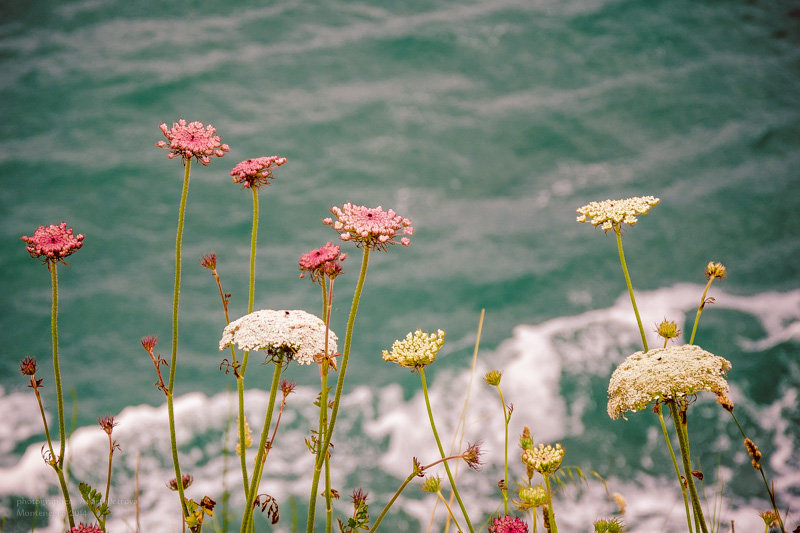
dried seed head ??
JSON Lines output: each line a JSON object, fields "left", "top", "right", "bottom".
{"left": 705, "top": 261, "right": 727, "bottom": 280}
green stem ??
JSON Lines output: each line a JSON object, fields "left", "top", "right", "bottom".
{"left": 656, "top": 404, "right": 693, "bottom": 533}
{"left": 495, "top": 386, "right": 509, "bottom": 516}
{"left": 668, "top": 401, "right": 708, "bottom": 533}
{"left": 240, "top": 188, "right": 260, "bottom": 378}
{"left": 615, "top": 227, "right": 648, "bottom": 352}
{"left": 368, "top": 470, "right": 418, "bottom": 532}
{"left": 103, "top": 433, "right": 114, "bottom": 519}
{"left": 49, "top": 261, "right": 75, "bottom": 528}
{"left": 689, "top": 278, "right": 714, "bottom": 345}
{"left": 240, "top": 360, "right": 284, "bottom": 532}
{"left": 542, "top": 474, "right": 558, "bottom": 533}
{"left": 167, "top": 159, "right": 192, "bottom": 518}
{"left": 420, "top": 368, "right": 474, "bottom": 533}
{"left": 307, "top": 247, "right": 371, "bottom": 532}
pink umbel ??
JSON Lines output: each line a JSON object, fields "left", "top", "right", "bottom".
{"left": 21, "top": 222, "right": 84, "bottom": 262}
{"left": 155, "top": 119, "right": 229, "bottom": 165}
{"left": 68, "top": 525, "right": 104, "bottom": 533}
{"left": 488, "top": 515, "right": 529, "bottom": 533}
{"left": 230, "top": 156, "right": 287, "bottom": 189}
{"left": 298, "top": 241, "right": 346, "bottom": 282}
{"left": 322, "top": 203, "right": 413, "bottom": 250}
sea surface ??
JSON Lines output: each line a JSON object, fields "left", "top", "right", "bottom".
{"left": 1, "top": 0, "right": 799, "bottom": 531}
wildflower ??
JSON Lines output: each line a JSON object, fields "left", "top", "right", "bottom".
{"left": 280, "top": 379, "right": 297, "bottom": 397}
{"left": 219, "top": 309, "right": 338, "bottom": 366}
{"left": 351, "top": 488, "right": 368, "bottom": 507}
{"left": 594, "top": 517, "right": 624, "bottom": 533}
{"left": 521, "top": 443, "right": 565, "bottom": 475}
{"left": 155, "top": 119, "right": 229, "bottom": 165}
{"left": 323, "top": 203, "right": 413, "bottom": 250}
{"left": 200, "top": 253, "right": 217, "bottom": 270}
{"left": 298, "top": 242, "right": 347, "bottom": 283}
{"left": 382, "top": 329, "right": 445, "bottom": 369}
{"left": 705, "top": 261, "right": 727, "bottom": 280}
{"left": 19, "top": 356, "right": 38, "bottom": 376}
{"left": 576, "top": 196, "right": 660, "bottom": 231}
{"left": 167, "top": 474, "right": 194, "bottom": 491}
{"left": 716, "top": 393, "right": 734, "bottom": 412}
{"left": 484, "top": 369, "right": 502, "bottom": 386}
{"left": 230, "top": 156, "right": 287, "bottom": 189}
{"left": 760, "top": 510, "right": 780, "bottom": 528}
{"left": 655, "top": 319, "right": 681, "bottom": 342}
{"left": 21, "top": 222, "right": 84, "bottom": 263}
{"left": 421, "top": 475, "right": 441, "bottom": 493}
{"left": 200, "top": 495, "right": 216, "bottom": 513}
{"left": 488, "top": 514, "right": 529, "bottom": 533}
{"left": 607, "top": 344, "right": 732, "bottom": 419}
{"left": 516, "top": 485, "right": 548, "bottom": 510}
{"left": 519, "top": 426, "right": 533, "bottom": 450}
{"left": 97, "top": 415, "right": 117, "bottom": 435}
{"left": 141, "top": 335, "right": 158, "bottom": 351}
{"left": 745, "top": 438, "right": 762, "bottom": 470}
{"left": 462, "top": 441, "right": 483, "bottom": 471}
{"left": 68, "top": 525, "right": 104, "bottom": 533}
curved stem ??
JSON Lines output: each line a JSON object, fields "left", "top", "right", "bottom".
{"left": 543, "top": 474, "right": 558, "bottom": 533}
{"left": 668, "top": 401, "right": 708, "bottom": 533}
{"left": 689, "top": 278, "right": 714, "bottom": 345}
{"left": 656, "top": 404, "right": 693, "bottom": 533}
{"left": 240, "top": 360, "right": 284, "bottom": 531}
{"left": 420, "top": 368, "right": 474, "bottom": 532}
{"left": 368, "top": 471, "right": 418, "bottom": 532}
{"left": 615, "top": 227, "right": 648, "bottom": 352}
{"left": 307, "top": 247, "right": 371, "bottom": 531}
{"left": 167, "top": 159, "right": 192, "bottom": 518}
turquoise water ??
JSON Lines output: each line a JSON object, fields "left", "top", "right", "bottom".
{"left": 1, "top": 0, "right": 799, "bottom": 531}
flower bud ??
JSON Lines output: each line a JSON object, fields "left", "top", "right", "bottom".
{"left": 484, "top": 369, "right": 502, "bottom": 386}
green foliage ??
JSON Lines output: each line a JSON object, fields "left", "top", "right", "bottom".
{"left": 78, "top": 482, "right": 109, "bottom": 526}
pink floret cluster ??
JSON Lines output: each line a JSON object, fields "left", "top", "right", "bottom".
{"left": 322, "top": 203, "right": 413, "bottom": 251}
{"left": 230, "top": 155, "right": 287, "bottom": 189}
{"left": 21, "top": 222, "right": 84, "bottom": 262}
{"left": 68, "top": 524, "right": 104, "bottom": 533}
{"left": 155, "top": 119, "right": 229, "bottom": 165}
{"left": 488, "top": 515, "right": 528, "bottom": 533}
{"left": 299, "top": 241, "right": 346, "bottom": 282}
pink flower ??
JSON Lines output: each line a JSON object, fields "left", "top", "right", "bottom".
{"left": 230, "top": 156, "right": 287, "bottom": 189}
{"left": 155, "top": 119, "right": 229, "bottom": 165}
{"left": 322, "top": 203, "right": 413, "bottom": 251}
{"left": 68, "top": 524, "right": 104, "bottom": 533}
{"left": 21, "top": 222, "right": 84, "bottom": 263}
{"left": 488, "top": 515, "right": 528, "bottom": 533}
{"left": 298, "top": 242, "right": 346, "bottom": 282}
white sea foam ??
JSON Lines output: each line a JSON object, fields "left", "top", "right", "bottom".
{"left": 1, "top": 284, "right": 797, "bottom": 531}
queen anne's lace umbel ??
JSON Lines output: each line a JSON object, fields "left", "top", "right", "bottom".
{"left": 323, "top": 203, "right": 413, "bottom": 250}
{"left": 576, "top": 196, "right": 660, "bottom": 231}
{"left": 21, "top": 222, "right": 84, "bottom": 262}
{"left": 230, "top": 156, "right": 287, "bottom": 189}
{"left": 382, "top": 329, "right": 445, "bottom": 368}
{"left": 521, "top": 443, "right": 565, "bottom": 475}
{"left": 607, "top": 344, "right": 731, "bottom": 419}
{"left": 219, "top": 309, "right": 337, "bottom": 366}
{"left": 155, "top": 119, "right": 229, "bottom": 165}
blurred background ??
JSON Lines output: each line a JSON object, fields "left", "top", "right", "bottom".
{"left": 1, "top": 0, "right": 798, "bottom": 531}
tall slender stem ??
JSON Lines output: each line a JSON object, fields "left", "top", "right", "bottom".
{"left": 307, "top": 247, "right": 371, "bottom": 532}
{"left": 615, "top": 227, "right": 648, "bottom": 352}
{"left": 656, "top": 404, "right": 693, "bottom": 533}
{"left": 167, "top": 159, "right": 192, "bottom": 518}
{"left": 240, "top": 187, "right": 260, "bottom": 377}
{"left": 494, "top": 385, "right": 510, "bottom": 515}
{"left": 689, "top": 278, "right": 714, "bottom": 345}
{"left": 240, "top": 360, "right": 284, "bottom": 531}
{"left": 668, "top": 401, "right": 708, "bottom": 533}
{"left": 49, "top": 262, "right": 75, "bottom": 527}
{"left": 368, "top": 470, "right": 418, "bottom": 532}
{"left": 420, "top": 368, "right": 474, "bottom": 533}
{"left": 542, "top": 474, "right": 558, "bottom": 533}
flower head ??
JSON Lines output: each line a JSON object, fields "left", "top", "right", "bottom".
{"left": 167, "top": 474, "right": 194, "bottom": 491}
{"left": 21, "top": 222, "right": 84, "bottom": 263}
{"left": 298, "top": 242, "right": 347, "bottom": 283}
{"left": 98, "top": 415, "right": 117, "bottom": 435}
{"left": 521, "top": 443, "right": 565, "bottom": 475}
{"left": 705, "top": 261, "right": 727, "bottom": 280}
{"left": 594, "top": 517, "right": 624, "bottom": 533}
{"left": 200, "top": 253, "right": 217, "bottom": 270}
{"left": 230, "top": 156, "right": 287, "bottom": 189}
{"left": 488, "top": 515, "right": 529, "bottom": 533}
{"left": 323, "top": 203, "right": 413, "bottom": 250}
{"left": 421, "top": 475, "right": 441, "bottom": 493}
{"left": 155, "top": 119, "right": 229, "bottom": 165}
{"left": 576, "top": 196, "right": 660, "bottom": 231}
{"left": 516, "top": 485, "right": 548, "bottom": 510}
{"left": 462, "top": 441, "right": 483, "bottom": 471}
{"left": 655, "top": 319, "right": 681, "bottom": 342}
{"left": 219, "top": 309, "right": 337, "bottom": 366}
{"left": 484, "top": 369, "right": 503, "bottom": 386}
{"left": 382, "top": 329, "right": 445, "bottom": 369}
{"left": 19, "top": 356, "right": 38, "bottom": 376}
{"left": 68, "top": 524, "right": 104, "bottom": 533}
{"left": 607, "top": 344, "right": 732, "bottom": 419}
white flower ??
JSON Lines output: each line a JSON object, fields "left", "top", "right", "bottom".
{"left": 576, "top": 196, "right": 660, "bottom": 231}
{"left": 382, "top": 329, "right": 445, "bottom": 368}
{"left": 607, "top": 344, "right": 731, "bottom": 419}
{"left": 219, "top": 309, "right": 337, "bottom": 366}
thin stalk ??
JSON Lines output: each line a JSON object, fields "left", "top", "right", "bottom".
{"left": 49, "top": 262, "right": 75, "bottom": 528}
{"left": 689, "top": 278, "right": 715, "bottom": 345}
{"left": 135, "top": 451, "right": 141, "bottom": 533}
{"left": 614, "top": 227, "right": 648, "bottom": 352}
{"left": 307, "top": 247, "right": 371, "bottom": 531}
{"left": 656, "top": 404, "right": 694, "bottom": 533}
{"left": 542, "top": 474, "right": 558, "bottom": 533}
{"left": 435, "top": 491, "right": 463, "bottom": 532}
{"left": 166, "top": 159, "right": 192, "bottom": 518}
{"left": 668, "top": 401, "right": 708, "bottom": 533}
{"left": 103, "top": 433, "right": 114, "bottom": 515}
{"left": 494, "top": 385, "right": 510, "bottom": 515}
{"left": 369, "top": 470, "right": 418, "bottom": 532}
{"left": 240, "top": 360, "right": 284, "bottom": 532}
{"left": 420, "top": 368, "right": 474, "bottom": 532}
{"left": 240, "top": 188, "right": 260, "bottom": 377}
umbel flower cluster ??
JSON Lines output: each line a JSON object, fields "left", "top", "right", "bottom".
{"left": 323, "top": 202, "right": 413, "bottom": 250}
{"left": 521, "top": 443, "right": 565, "bottom": 475}
{"left": 219, "top": 309, "right": 337, "bottom": 365}
{"left": 21, "top": 222, "right": 84, "bottom": 263}
{"left": 607, "top": 344, "right": 732, "bottom": 419}
{"left": 576, "top": 195, "right": 660, "bottom": 231}
{"left": 381, "top": 329, "right": 446, "bottom": 368}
